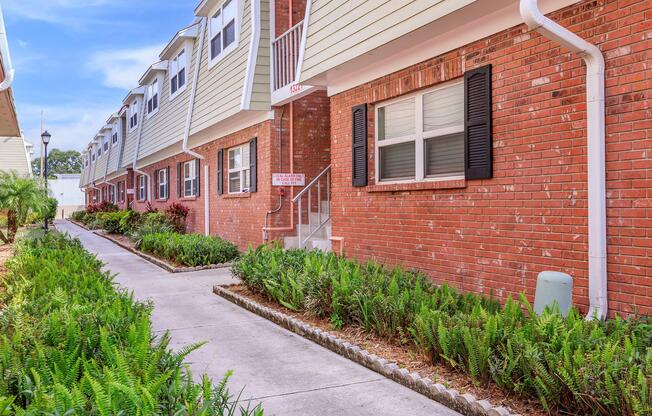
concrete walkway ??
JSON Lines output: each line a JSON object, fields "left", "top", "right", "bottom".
{"left": 55, "top": 220, "right": 460, "bottom": 416}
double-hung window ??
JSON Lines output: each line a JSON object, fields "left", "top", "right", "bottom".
{"left": 209, "top": 0, "right": 238, "bottom": 65}
{"left": 183, "top": 160, "right": 197, "bottom": 197}
{"left": 129, "top": 100, "right": 139, "bottom": 130}
{"left": 109, "top": 186, "right": 115, "bottom": 204}
{"left": 112, "top": 124, "right": 119, "bottom": 145}
{"left": 97, "top": 145, "right": 102, "bottom": 158}
{"left": 170, "top": 50, "right": 187, "bottom": 97}
{"left": 228, "top": 144, "right": 250, "bottom": 193}
{"left": 138, "top": 175, "right": 147, "bottom": 201}
{"left": 375, "top": 81, "right": 465, "bottom": 183}
{"left": 158, "top": 168, "right": 168, "bottom": 200}
{"left": 147, "top": 80, "right": 159, "bottom": 116}
{"left": 103, "top": 137, "right": 109, "bottom": 152}
{"left": 92, "top": 152, "right": 96, "bottom": 162}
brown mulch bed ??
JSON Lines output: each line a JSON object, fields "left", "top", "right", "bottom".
{"left": 227, "top": 284, "right": 546, "bottom": 416}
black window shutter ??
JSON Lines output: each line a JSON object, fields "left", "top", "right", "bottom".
{"left": 195, "top": 159, "right": 201, "bottom": 197}
{"left": 177, "top": 162, "right": 182, "bottom": 198}
{"left": 464, "top": 64, "right": 493, "bottom": 180}
{"left": 217, "top": 149, "right": 223, "bottom": 195}
{"left": 352, "top": 104, "right": 368, "bottom": 187}
{"left": 249, "top": 137, "right": 257, "bottom": 193}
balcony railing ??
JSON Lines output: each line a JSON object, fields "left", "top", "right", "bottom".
{"left": 272, "top": 20, "right": 303, "bottom": 91}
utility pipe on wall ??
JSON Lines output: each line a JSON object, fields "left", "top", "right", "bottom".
{"left": 0, "top": 3, "right": 14, "bottom": 92}
{"left": 520, "top": 0, "right": 607, "bottom": 319}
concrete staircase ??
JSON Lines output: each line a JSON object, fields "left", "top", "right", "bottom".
{"left": 284, "top": 166, "right": 332, "bottom": 251}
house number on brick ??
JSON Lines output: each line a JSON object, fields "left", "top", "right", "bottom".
{"left": 272, "top": 173, "right": 305, "bottom": 187}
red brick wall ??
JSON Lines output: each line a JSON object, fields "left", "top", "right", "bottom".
{"left": 329, "top": 0, "right": 652, "bottom": 316}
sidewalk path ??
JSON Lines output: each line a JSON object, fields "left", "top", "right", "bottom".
{"left": 55, "top": 220, "right": 461, "bottom": 416}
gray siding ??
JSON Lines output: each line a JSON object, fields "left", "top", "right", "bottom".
{"left": 0, "top": 137, "right": 31, "bottom": 176}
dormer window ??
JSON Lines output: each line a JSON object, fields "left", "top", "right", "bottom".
{"left": 111, "top": 124, "right": 119, "bottom": 145}
{"left": 97, "top": 144, "right": 102, "bottom": 158}
{"left": 147, "top": 79, "right": 159, "bottom": 116}
{"left": 129, "top": 100, "right": 139, "bottom": 130}
{"left": 103, "top": 137, "right": 109, "bottom": 152}
{"left": 209, "top": 0, "right": 239, "bottom": 66}
{"left": 170, "top": 49, "right": 187, "bottom": 98}
{"left": 91, "top": 152, "right": 96, "bottom": 162}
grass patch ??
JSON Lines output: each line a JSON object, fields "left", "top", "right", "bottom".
{"left": 233, "top": 244, "right": 652, "bottom": 416}
{"left": 0, "top": 232, "right": 262, "bottom": 415}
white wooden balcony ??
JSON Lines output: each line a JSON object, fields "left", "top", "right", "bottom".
{"left": 271, "top": 20, "right": 321, "bottom": 105}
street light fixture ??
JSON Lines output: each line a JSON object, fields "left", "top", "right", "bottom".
{"left": 41, "top": 130, "right": 51, "bottom": 231}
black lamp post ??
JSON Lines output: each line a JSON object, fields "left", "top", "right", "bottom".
{"left": 41, "top": 130, "right": 51, "bottom": 231}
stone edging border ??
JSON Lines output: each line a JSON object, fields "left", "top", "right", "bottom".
{"left": 67, "top": 219, "right": 232, "bottom": 273}
{"left": 213, "top": 284, "right": 517, "bottom": 416}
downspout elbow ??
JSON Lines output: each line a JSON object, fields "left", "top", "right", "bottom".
{"left": 520, "top": 0, "right": 607, "bottom": 320}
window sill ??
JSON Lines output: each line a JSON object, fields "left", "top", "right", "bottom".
{"left": 367, "top": 179, "right": 466, "bottom": 193}
{"left": 156, "top": 198, "right": 169, "bottom": 202}
{"left": 180, "top": 196, "right": 198, "bottom": 201}
{"left": 222, "top": 193, "right": 251, "bottom": 199}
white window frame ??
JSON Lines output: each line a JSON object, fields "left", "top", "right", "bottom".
{"left": 91, "top": 151, "right": 96, "bottom": 162}
{"left": 227, "top": 143, "right": 250, "bottom": 194}
{"left": 208, "top": 0, "right": 242, "bottom": 69}
{"left": 138, "top": 175, "right": 147, "bottom": 201}
{"left": 129, "top": 99, "right": 139, "bottom": 132}
{"left": 169, "top": 48, "right": 188, "bottom": 100}
{"left": 97, "top": 144, "right": 102, "bottom": 158}
{"left": 103, "top": 136, "right": 109, "bottom": 152}
{"left": 158, "top": 168, "right": 168, "bottom": 200}
{"left": 183, "top": 160, "right": 197, "bottom": 197}
{"left": 108, "top": 185, "right": 115, "bottom": 204}
{"left": 117, "top": 181, "right": 125, "bottom": 203}
{"left": 374, "top": 80, "right": 465, "bottom": 185}
{"left": 146, "top": 79, "right": 160, "bottom": 118}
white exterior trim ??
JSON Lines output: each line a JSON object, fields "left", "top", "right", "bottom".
{"left": 314, "top": 0, "right": 577, "bottom": 96}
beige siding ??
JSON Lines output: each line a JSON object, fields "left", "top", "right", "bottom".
{"left": 0, "top": 137, "right": 30, "bottom": 176}
{"left": 249, "top": 0, "right": 271, "bottom": 111}
{"left": 300, "top": 0, "right": 472, "bottom": 82}
{"left": 139, "top": 45, "right": 197, "bottom": 160}
{"left": 121, "top": 109, "right": 141, "bottom": 168}
{"left": 190, "top": 0, "right": 252, "bottom": 135}
{"left": 92, "top": 136, "right": 109, "bottom": 182}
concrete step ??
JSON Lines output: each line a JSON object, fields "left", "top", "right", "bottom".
{"left": 283, "top": 222, "right": 332, "bottom": 251}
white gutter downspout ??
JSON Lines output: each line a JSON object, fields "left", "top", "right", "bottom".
{"left": 132, "top": 95, "right": 152, "bottom": 203}
{"left": 0, "top": 3, "right": 14, "bottom": 92}
{"left": 520, "top": 0, "right": 607, "bottom": 320}
{"left": 182, "top": 17, "right": 209, "bottom": 235}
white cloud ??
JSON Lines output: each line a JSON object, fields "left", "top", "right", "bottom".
{"left": 87, "top": 45, "right": 165, "bottom": 90}
{"left": 2, "top": 0, "right": 120, "bottom": 28}
{"left": 17, "top": 102, "right": 119, "bottom": 156}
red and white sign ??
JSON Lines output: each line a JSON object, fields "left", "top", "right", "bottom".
{"left": 272, "top": 173, "right": 305, "bottom": 187}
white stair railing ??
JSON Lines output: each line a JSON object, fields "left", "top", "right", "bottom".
{"left": 272, "top": 20, "right": 303, "bottom": 91}
{"left": 292, "top": 165, "right": 331, "bottom": 249}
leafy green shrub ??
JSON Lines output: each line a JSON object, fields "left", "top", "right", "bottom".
{"left": 97, "top": 211, "right": 130, "bottom": 234}
{"left": 233, "top": 244, "right": 652, "bottom": 416}
{"left": 139, "top": 232, "right": 239, "bottom": 267}
{"left": 0, "top": 232, "right": 262, "bottom": 415}
{"left": 71, "top": 210, "right": 86, "bottom": 222}
{"left": 45, "top": 196, "right": 58, "bottom": 221}
{"left": 118, "top": 209, "right": 142, "bottom": 235}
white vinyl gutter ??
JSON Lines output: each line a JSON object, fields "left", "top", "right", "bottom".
{"left": 0, "top": 3, "right": 14, "bottom": 92}
{"left": 182, "top": 17, "right": 210, "bottom": 235}
{"left": 520, "top": 0, "right": 607, "bottom": 320}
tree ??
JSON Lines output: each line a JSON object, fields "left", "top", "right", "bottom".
{"left": 0, "top": 172, "right": 48, "bottom": 243}
{"left": 31, "top": 149, "right": 82, "bottom": 178}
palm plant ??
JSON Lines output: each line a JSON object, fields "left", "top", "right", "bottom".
{"left": 0, "top": 171, "right": 48, "bottom": 243}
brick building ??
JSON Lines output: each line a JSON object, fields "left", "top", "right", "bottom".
{"left": 81, "top": 0, "right": 652, "bottom": 317}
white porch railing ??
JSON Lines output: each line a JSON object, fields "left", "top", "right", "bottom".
{"left": 292, "top": 165, "right": 331, "bottom": 249}
{"left": 272, "top": 20, "right": 303, "bottom": 91}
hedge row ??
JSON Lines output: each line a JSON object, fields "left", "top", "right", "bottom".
{"left": 233, "top": 244, "right": 652, "bottom": 415}
{"left": 0, "top": 232, "right": 261, "bottom": 414}
{"left": 138, "top": 232, "right": 239, "bottom": 267}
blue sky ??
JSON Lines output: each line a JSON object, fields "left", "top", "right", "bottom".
{"left": 3, "top": 0, "right": 197, "bottom": 157}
